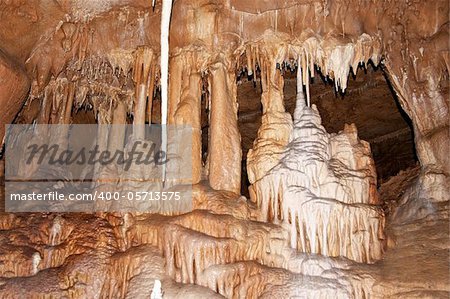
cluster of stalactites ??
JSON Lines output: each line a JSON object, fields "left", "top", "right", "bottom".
{"left": 239, "top": 31, "right": 382, "bottom": 98}
{"left": 28, "top": 47, "right": 160, "bottom": 126}
{"left": 133, "top": 47, "right": 158, "bottom": 126}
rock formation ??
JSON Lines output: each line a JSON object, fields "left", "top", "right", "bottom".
{"left": 0, "top": 0, "right": 448, "bottom": 298}
{"left": 249, "top": 83, "right": 385, "bottom": 263}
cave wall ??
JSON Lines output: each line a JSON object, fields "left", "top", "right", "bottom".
{"left": 0, "top": 50, "right": 29, "bottom": 142}
{"left": 0, "top": 0, "right": 447, "bottom": 186}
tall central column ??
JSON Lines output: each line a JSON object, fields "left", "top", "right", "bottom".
{"left": 168, "top": 53, "right": 203, "bottom": 185}
{"left": 260, "top": 56, "right": 285, "bottom": 114}
{"left": 181, "top": 71, "right": 202, "bottom": 184}
{"left": 246, "top": 43, "right": 293, "bottom": 200}
{"left": 208, "top": 60, "right": 241, "bottom": 194}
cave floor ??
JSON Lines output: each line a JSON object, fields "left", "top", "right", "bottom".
{"left": 0, "top": 169, "right": 448, "bottom": 298}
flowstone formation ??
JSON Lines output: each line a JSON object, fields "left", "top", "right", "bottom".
{"left": 249, "top": 86, "right": 385, "bottom": 263}
{"left": 0, "top": 0, "right": 448, "bottom": 298}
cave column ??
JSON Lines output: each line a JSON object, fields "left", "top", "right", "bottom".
{"left": 37, "top": 86, "right": 53, "bottom": 125}
{"left": 165, "top": 55, "right": 183, "bottom": 186}
{"left": 108, "top": 100, "right": 127, "bottom": 153}
{"left": 168, "top": 55, "right": 184, "bottom": 124}
{"left": 56, "top": 80, "right": 75, "bottom": 149}
{"left": 246, "top": 45, "right": 293, "bottom": 195}
{"left": 260, "top": 57, "right": 285, "bottom": 114}
{"left": 166, "top": 53, "right": 203, "bottom": 185}
{"left": 208, "top": 59, "right": 241, "bottom": 193}
{"left": 180, "top": 69, "right": 202, "bottom": 185}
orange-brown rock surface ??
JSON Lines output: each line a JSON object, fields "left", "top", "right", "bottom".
{"left": 0, "top": 0, "right": 448, "bottom": 298}
{"left": 0, "top": 50, "right": 29, "bottom": 142}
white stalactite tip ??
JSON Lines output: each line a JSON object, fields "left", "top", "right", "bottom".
{"left": 32, "top": 252, "right": 41, "bottom": 275}
{"left": 151, "top": 280, "right": 163, "bottom": 299}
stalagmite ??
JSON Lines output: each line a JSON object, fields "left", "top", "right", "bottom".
{"left": 247, "top": 40, "right": 293, "bottom": 186}
{"left": 250, "top": 91, "right": 385, "bottom": 263}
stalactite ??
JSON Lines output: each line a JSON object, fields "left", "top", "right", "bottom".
{"left": 301, "top": 51, "right": 307, "bottom": 93}
{"left": 305, "top": 52, "right": 311, "bottom": 107}
{"left": 160, "top": 0, "right": 174, "bottom": 183}
{"left": 246, "top": 46, "right": 253, "bottom": 76}
{"left": 134, "top": 83, "right": 147, "bottom": 139}
{"left": 49, "top": 216, "right": 63, "bottom": 246}
{"left": 107, "top": 49, "right": 135, "bottom": 77}
{"left": 37, "top": 86, "right": 53, "bottom": 124}
{"left": 133, "top": 48, "right": 155, "bottom": 139}
{"left": 146, "top": 63, "right": 156, "bottom": 123}
{"left": 295, "top": 58, "right": 305, "bottom": 119}
{"left": 109, "top": 100, "right": 127, "bottom": 153}
{"left": 151, "top": 280, "right": 163, "bottom": 299}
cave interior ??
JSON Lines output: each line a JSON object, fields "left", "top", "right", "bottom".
{"left": 0, "top": 0, "right": 448, "bottom": 298}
